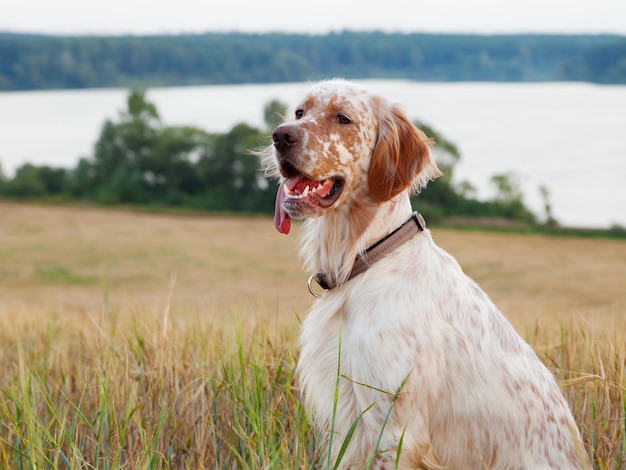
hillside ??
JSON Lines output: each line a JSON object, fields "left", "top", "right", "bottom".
{"left": 1, "top": 32, "right": 625, "bottom": 91}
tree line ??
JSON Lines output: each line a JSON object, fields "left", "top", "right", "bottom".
{"left": 0, "top": 89, "right": 541, "bottom": 226}
{"left": 0, "top": 32, "right": 625, "bottom": 91}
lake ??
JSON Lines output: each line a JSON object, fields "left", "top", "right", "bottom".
{"left": 0, "top": 80, "right": 624, "bottom": 228}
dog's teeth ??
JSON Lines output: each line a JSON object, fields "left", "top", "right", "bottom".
{"left": 283, "top": 180, "right": 326, "bottom": 198}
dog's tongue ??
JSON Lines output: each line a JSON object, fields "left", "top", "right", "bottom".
{"left": 274, "top": 182, "right": 291, "bottom": 234}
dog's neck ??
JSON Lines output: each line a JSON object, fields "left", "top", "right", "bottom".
{"left": 299, "top": 192, "right": 414, "bottom": 287}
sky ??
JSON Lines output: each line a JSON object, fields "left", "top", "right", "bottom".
{"left": 2, "top": 0, "right": 626, "bottom": 36}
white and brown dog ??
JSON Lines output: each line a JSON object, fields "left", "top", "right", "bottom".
{"left": 263, "top": 79, "right": 589, "bottom": 469}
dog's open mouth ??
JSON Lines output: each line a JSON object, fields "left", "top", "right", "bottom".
{"left": 283, "top": 175, "right": 343, "bottom": 205}
{"left": 274, "top": 173, "right": 344, "bottom": 234}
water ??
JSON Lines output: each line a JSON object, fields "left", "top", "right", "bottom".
{"left": 1, "top": 80, "right": 625, "bottom": 228}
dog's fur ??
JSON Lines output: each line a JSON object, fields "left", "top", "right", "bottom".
{"left": 263, "top": 79, "right": 589, "bottom": 469}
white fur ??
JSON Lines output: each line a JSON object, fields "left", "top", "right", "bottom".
{"left": 268, "top": 80, "right": 589, "bottom": 469}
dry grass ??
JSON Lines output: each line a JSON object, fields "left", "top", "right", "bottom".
{"left": 0, "top": 202, "right": 308, "bottom": 316}
{"left": 0, "top": 201, "right": 624, "bottom": 468}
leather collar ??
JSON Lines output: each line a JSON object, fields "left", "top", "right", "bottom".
{"left": 308, "top": 212, "right": 426, "bottom": 296}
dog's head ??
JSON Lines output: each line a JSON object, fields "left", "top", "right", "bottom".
{"left": 264, "top": 80, "right": 441, "bottom": 234}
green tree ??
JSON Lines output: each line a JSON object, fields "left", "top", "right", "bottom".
{"left": 196, "top": 123, "right": 273, "bottom": 212}
{"left": 68, "top": 158, "right": 96, "bottom": 198}
{"left": 0, "top": 164, "right": 68, "bottom": 198}
{"left": 1, "top": 164, "right": 46, "bottom": 197}
{"left": 491, "top": 173, "right": 523, "bottom": 203}
{"left": 263, "top": 99, "right": 288, "bottom": 131}
{"left": 539, "top": 184, "right": 558, "bottom": 227}
{"left": 92, "top": 89, "right": 161, "bottom": 202}
{"left": 489, "top": 173, "right": 535, "bottom": 223}
{"left": 91, "top": 89, "right": 213, "bottom": 205}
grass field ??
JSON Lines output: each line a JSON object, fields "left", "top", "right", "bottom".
{"left": 0, "top": 201, "right": 624, "bottom": 468}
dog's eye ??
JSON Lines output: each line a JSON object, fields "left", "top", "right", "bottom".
{"left": 295, "top": 109, "right": 304, "bottom": 120}
{"left": 337, "top": 113, "right": 353, "bottom": 125}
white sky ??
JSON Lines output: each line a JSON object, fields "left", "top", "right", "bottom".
{"left": 2, "top": 0, "right": 626, "bottom": 36}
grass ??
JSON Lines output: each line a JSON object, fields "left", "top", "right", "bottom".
{"left": 0, "top": 308, "right": 315, "bottom": 468}
{"left": 0, "top": 201, "right": 624, "bottom": 468}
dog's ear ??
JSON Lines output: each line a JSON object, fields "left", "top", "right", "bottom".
{"left": 368, "top": 105, "right": 441, "bottom": 203}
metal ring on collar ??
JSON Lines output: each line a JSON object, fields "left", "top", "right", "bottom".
{"left": 307, "top": 275, "right": 323, "bottom": 298}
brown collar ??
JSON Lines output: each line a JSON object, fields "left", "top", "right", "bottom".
{"left": 308, "top": 212, "right": 426, "bottom": 296}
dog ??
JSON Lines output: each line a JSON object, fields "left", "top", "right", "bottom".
{"left": 263, "top": 79, "right": 589, "bottom": 469}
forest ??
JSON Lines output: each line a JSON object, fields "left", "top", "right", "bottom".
{"left": 0, "top": 32, "right": 625, "bottom": 91}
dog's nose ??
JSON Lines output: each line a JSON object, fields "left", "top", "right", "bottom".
{"left": 273, "top": 125, "right": 300, "bottom": 153}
